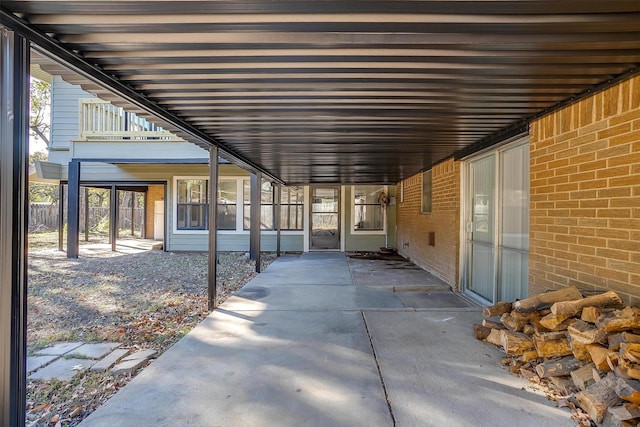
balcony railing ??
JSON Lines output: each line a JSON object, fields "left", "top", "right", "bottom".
{"left": 78, "top": 99, "right": 184, "bottom": 142}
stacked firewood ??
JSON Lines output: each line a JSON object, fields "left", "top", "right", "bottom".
{"left": 474, "top": 286, "right": 640, "bottom": 426}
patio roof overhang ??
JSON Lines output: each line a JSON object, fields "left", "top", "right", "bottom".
{"left": 2, "top": 1, "right": 640, "bottom": 184}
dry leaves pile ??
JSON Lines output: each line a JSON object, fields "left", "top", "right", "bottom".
{"left": 26, "top": 235, "right": 274, "bottom": 426}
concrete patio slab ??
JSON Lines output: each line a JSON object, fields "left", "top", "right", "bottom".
{"left": 364, "top": 310, "right": 575, "bottom": 427}
{"left": 78, "top": 253, "right": 576, "bottom": 427}
{"left": 396, "top": 290, "right": 474, "bottom": 309}
{"left": 225, "top": 283, "right": 406, "bottom": 311}
{"left": 348, "top": 257, "right": 450, "bottom": 289}
{"left": 247, "top": 253, "right": 353, "bottom": 286}
{"left": 80, "top": 310, "right": 393, "bottom": 427}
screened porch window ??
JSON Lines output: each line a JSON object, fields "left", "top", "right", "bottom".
{"left": 217, "top": 180, "right": 237, "bottom": 230}
{"left": 280, "top": 186, "right": 304, "bottom": 230}
{"left": 353, "top": 185, "right": 385, "bottom": 231}
{"left": 176, "top": 179, "right": 208, "bottom": 230}
{"left": 243, "top": 179, "right": 274, "bottom": 230}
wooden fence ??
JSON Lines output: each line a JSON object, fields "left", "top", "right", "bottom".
{"left": 29, "top": 203, "right": 145, "bottom": 234}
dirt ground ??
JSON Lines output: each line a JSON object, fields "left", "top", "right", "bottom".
{"left": 26, "top": 232, "right": 274, "bottom": 426}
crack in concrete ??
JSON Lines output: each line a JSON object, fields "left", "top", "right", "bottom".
{"left": 361, "top": 310, "right": 397, "bottom": 427}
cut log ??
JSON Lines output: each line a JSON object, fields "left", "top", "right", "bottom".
{"left": 576, "top": 373, "right": 622, "bottom": 423}
{"left": 594, "top": 367, "right": 604, "bottom": 382}
{"left": 572, "top": 363, "right": 596, "bottom": 391}
{"left": 512, "top": 286, "right": 583, "bottom": 313}
{"left": 615, "top": 365, "right": 632, "bottom": 380}
{"left": 620, "top": 344, "right": 640, "bottom": 365}
{"left": 597, "top": 307, "right": 640, "bottom": 333}
{"left": 500, "top": 312, "right": 528, "bottom": 332}
{"left": 519, "top": 367, "right": 540, "bottom": 382}
{"left": 535, "top": 331, "right": 568, "bottom": 341}
{"left": 522, "top": 324, "right": 535, "bottom": 335}
{"left": 609, "top": 333, "right": 640, "bottom": 352}
{"left": 483, "top": 301, "right": 512, "bottom": 318}
{"left": 482, "top": 318, "right": 506, "bottom": 330}
{"left": 521, "top": 350, "right": 539, "bottom": 363}
{"left": 533, "top": 335, "right": 573, "bottom": 358}
{"left": 486, "top": 328, "right": 504, "bottom": 347}
{"left": 549, "top": 375, "right": 577, "bottom": 395}
{"left": 568, "top": 319, "right": 608, "bottom": 345}
{"left": 474, "top": 324, "right": 492, "bottom": 340}
{"left": 539, "top": 312, "right": 573, "bottom": 331}
{"left": 535, "top": 356, "right": 581, "bottom": 378}
{"left": 501, "top": 330, "right": 535, "bottom": 356}
{"left": 569, "top": 335, "right": 594, "bottom": 362}
{"left": 626, "top": 367, "right": 640, "bottom": 381}
{"left": 608, "top": 353, "right": 621, "bottom": 372}
{"left": 582, "top": 306, "right": 605, "bottom": 323}
{"left": 614, "top": 377, "right": 640, "bottom": 405}
{"left": 530, "top": 316, "right": 551, "bottom": 334}
{"left": 603, "top": 404, "right": 640, "bottom": 427}
{"left": 551, "top": 291, "right": 625, "bottom": 317}
{"left": 588, "top": 344, "right": 616, "bottom": 372}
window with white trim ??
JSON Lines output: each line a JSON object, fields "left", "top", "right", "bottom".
{"left": 422, "top": 170, "right": 432, "bottom": 214}
{"left": 353, "top": 185, "right": 385, "bottom": 231}
{"left": 176, "top": 179, "right": 208, "bottom": 230}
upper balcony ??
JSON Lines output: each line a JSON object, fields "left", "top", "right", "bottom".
{"left": 66, "top": 98, "right": 210, "bottom": 162}
{"left": 77, "top": 98, "right": 185, "bottom": 143}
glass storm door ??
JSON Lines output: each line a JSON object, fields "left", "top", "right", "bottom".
{"left": 310, "top": 187, "right": 340, "bottom": 250}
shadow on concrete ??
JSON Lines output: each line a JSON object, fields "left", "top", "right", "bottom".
{"left": 79, "top": 253, "right": 574, "bottom": 427}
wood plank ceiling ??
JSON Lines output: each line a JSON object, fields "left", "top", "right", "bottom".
{"left": 3, "top": 1, "right": 640, "bottom": 184}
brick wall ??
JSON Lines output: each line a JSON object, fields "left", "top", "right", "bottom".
{"left": 529, "top": 75, "right": 640, "bottom": 303}
{"left": 145, "top": 185, "right": 164, "bottom": 239}
{"left": 396, "top": 158, "right": 461, "bottom": 288}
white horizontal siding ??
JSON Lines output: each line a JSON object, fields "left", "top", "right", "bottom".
{"left": 73, "top": 141, "right": 209, "bottom": 160}
{"left": 167, "top": 233, "right": 303, "bottom": 252}
{"left": 345, "top": 235, "right": 387, "bottom": 252}
{"left": 50, "top": 76, "right": 93, "bottom": 155}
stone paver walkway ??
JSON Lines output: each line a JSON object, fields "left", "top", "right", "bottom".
{"left": 28, "top": 342, "right": 156, "bottom": 382}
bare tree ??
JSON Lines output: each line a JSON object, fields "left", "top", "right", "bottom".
{"left": 30, "top": 78, "right": 51, "bottom": 147}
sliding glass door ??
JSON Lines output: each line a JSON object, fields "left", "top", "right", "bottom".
{"left": 464, "top": 140, "right": 529, "bottom": 303}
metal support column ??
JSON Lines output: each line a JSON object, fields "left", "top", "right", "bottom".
{"left": 207, "top": 147, "right": 219, "bottom": 310}
{"left": 131, "top": 191, "right": 135, "bottom": 236}
{"left": 58, "top": 184, "right": 64, "bottom": 251}
{"left": 249, "top": 172, "right": 261, "bottom": 272}
{"left": 110, "top": 185, "right": 117, "bottom": 251}
{"left": 67, "top": 161, "right": 81, "bottom": 258}
{"left": 141, "top": 191, "right": 147, "bottom": 239}
{"left": 1, "top": 27, "right": 29, "bottom": 427}
{"left": 275, "top": 184, "right": 281, "bottom": 257}
{"left": 84, "top": 187, "right": 89, "bottom": 241}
